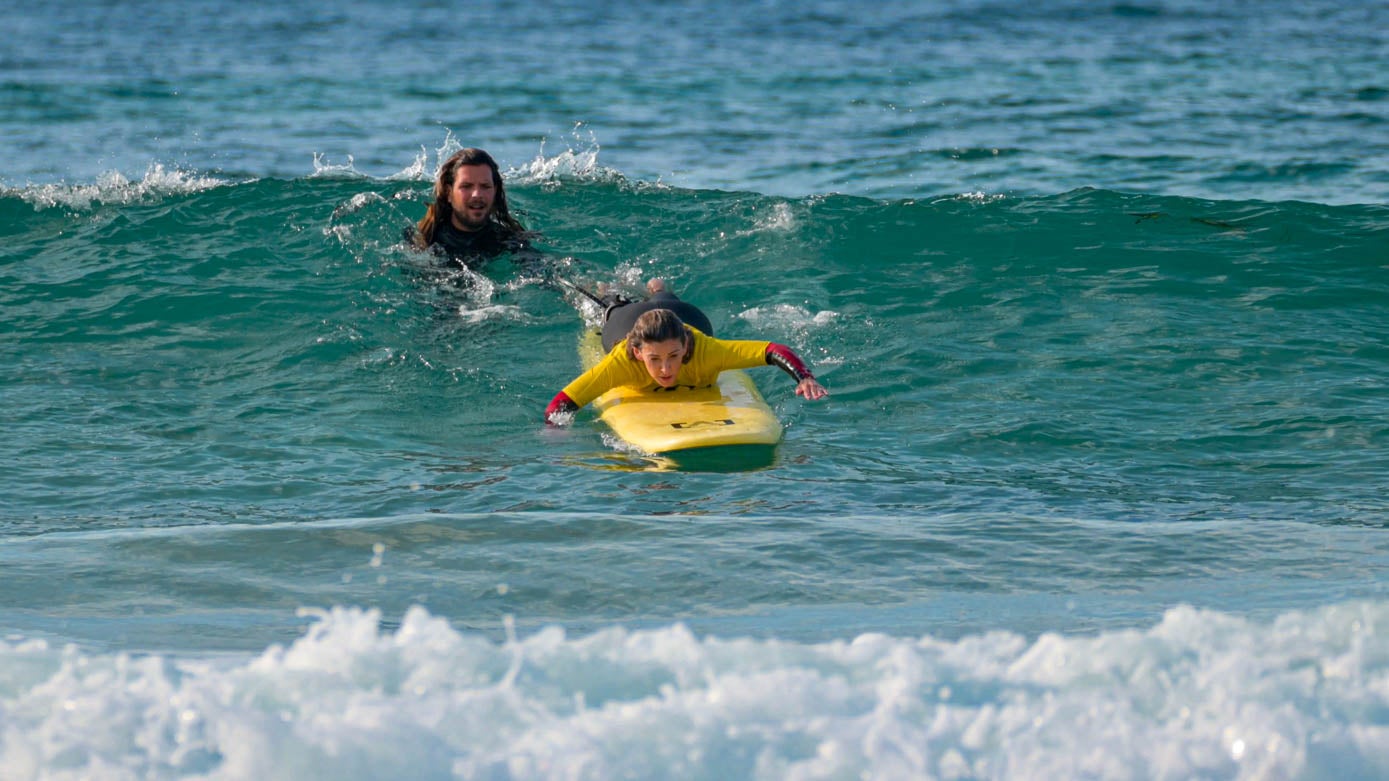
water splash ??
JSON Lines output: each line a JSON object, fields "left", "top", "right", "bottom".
{"left": 12, "top": 164, "right": 226, "bottom": 211}
{"left": 514, "top": 124, "right": 623, "bottom": 187}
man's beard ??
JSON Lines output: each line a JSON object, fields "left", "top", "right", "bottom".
{"left": 454, "top": 205, "right": 491, "bottom": 230}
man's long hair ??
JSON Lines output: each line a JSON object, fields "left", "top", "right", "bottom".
{"left": 414, "top": 148, "right": 526, "bottom": 248}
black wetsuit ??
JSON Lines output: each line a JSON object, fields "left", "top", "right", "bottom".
{"left": 430, "top": 220, "right": 532, "bottom": 270}
{"left": 600, "top": 291, "right": 716, "bottom": 352}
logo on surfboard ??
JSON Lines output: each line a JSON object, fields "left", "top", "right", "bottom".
{"left": 670, "top": 419, "right": 735, "bottom": 430}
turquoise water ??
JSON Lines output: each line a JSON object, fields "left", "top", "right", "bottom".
{"left": 5, "top": 1, "right": 1389, "bottom": 778}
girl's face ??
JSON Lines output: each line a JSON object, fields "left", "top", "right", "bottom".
{"left": 633, "top": 338, "right": 687, "bottom": 387}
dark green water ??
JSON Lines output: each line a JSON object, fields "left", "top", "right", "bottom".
{"left": 6, "top": 175, "right": 1387, "bottom": 651}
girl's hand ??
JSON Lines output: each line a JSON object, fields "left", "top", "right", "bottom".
{"left": 796, "top": 377, "right": 828, "bottom": 400}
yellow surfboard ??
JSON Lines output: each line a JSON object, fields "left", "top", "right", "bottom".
{"left": 578, "top": 330, "right": 783, "bottom": 454}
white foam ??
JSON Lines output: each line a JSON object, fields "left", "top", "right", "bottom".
{"left": 455, "top": 303, "right": 527, "bottom": 325}
{"left": 389, "top": 146, "right": 433, "bottom": 182}
{"left": 4, "top": 602, "right": 1389, "bottom": 779}
{"left": 309, "top": 153, "right": 364, "bottom": 179}
{"left": 13, "top": 164, "right": 227, "bottom": 211}
{"left": 736, "top": 303, "right": 839, "bottom": 332}
{"left": 513, "top": 124, "right": 626, "bottom": 187}
{"left": 383, "top": 127, "right": 624, "bottom": 188}
{"left": 733, "top": 201, "right": 798, "bottom": 237}
{"left": 947, "top": 191, "right": 1008, "bottom": 204}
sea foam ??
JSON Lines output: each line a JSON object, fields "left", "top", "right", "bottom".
{"left": 4, "top": 602, "right": 1389, "bottom": 780}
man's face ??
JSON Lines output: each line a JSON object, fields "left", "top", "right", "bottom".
{"left": 448, "top": 164, "right": 497, "bottom": 231}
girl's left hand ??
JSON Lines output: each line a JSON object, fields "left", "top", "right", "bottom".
{"left": 796, "top": 377, "right": 828, "bottom": 400}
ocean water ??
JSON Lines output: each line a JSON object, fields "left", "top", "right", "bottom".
{"left": 4, "top": 0, "right": 1389, "bottom": 778}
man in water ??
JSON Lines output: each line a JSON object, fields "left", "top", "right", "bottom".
{"left": 412, "top": 147, "right": 533, "bottom": 269}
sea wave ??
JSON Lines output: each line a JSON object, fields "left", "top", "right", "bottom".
{"left": 4, "top": 601, "right": 1389, "bottom": 780}
{"left": 4, "top": 165, "right": 229, "bottom": 211}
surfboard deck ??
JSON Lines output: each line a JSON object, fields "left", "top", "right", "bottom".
{"left": 578, "top": 330, "right": 783, "bottom": 454}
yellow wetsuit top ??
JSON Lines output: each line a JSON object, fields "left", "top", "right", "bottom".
{"left": 561, "top": 327, "right": 770, "bottom": 409}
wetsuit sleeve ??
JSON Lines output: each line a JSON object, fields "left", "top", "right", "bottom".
{"left": 545, "top": 391, "right": 579, "bottom": 422}
{"left": 693, "top": 335, "right": 772, "bottom": 373}
{"left": 764, "top": 343, "right": 815, "bottom": 381}
{"left": 552, "top": 343, "right": 647, "bottom": 411}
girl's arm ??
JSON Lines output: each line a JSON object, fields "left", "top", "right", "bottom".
{"left": 545, "top": 391, "right": 580, "bottom": 422}
{"left": 764, "top": 343, "right": 828, "bottom": 400}
{"left": 544, "top": 346, "right": 641, "bottom": 424}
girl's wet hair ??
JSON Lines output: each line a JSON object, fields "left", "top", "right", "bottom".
{"left": 627, "top": 309, "right": 692, "bottom": 360}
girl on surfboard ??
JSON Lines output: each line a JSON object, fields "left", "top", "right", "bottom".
{"left": 545, "top": 280, "right": 828, "bottom": 423}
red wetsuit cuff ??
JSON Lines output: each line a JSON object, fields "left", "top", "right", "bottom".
{"left": 765, "top": 343, "right": 814, "bottom": 381}
{"left": 545, "top": 391, "right": 579, "bottom": 421}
